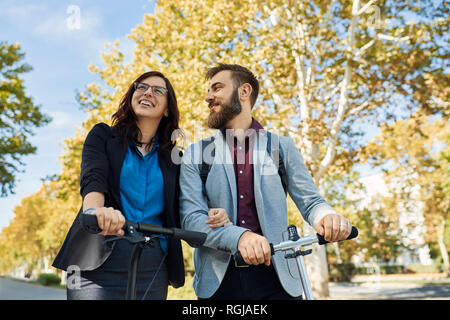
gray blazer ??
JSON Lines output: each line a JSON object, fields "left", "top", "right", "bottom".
{"left": 179, "top": 129, "right": 336, "bottom": 298}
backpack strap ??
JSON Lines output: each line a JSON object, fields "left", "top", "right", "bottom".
{"left": 267, "top": 131, "right": 287, "bottom": 195}
{"left": 199, "top": 137, "right": 215, "bottom": 200}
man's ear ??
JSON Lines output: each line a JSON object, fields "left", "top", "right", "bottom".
{"left": 239, "top": 83, "right": 253, "bottom": 101}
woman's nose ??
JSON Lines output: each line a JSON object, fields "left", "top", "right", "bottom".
{"left": 143, "top": 88, "right": 154, "bottom": 97}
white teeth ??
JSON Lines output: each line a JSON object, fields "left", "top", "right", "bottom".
{"left": 140, "top": 101, "right": 152, "bottom": 107}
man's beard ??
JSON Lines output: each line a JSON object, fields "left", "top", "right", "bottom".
{"left": 207, "top": 88, "right": 242, "bottom": 129}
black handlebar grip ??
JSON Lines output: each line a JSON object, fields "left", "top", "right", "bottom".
{"left": 317, "top": 226, "right": 359, "bottom": 245}
{"left": 80, "top": 213, "right": 208, "bottom": 247}
{"left": 233, "top": 243, "right": 275, "bottom": 267}
{"left": 172, "top": 228, "right": 207, "bottom": 248}
{"left": 80, "top": 213, "right": 102, "bottom": 234}
{"left": 81, "top": 213, "right": 136, "bottom": 235}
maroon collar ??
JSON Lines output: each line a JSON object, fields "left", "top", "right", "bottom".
{"left": 220, "top": 118, "right": 265, "bottom": 138}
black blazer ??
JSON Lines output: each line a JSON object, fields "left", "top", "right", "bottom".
{"left": 52, "top": 122, "right": 185, "bottom": 288}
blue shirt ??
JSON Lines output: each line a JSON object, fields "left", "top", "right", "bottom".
{"left": 120, "top": 140, "right": 167, "bottom": 253}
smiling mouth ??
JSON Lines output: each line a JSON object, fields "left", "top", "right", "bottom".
{"left": 209, "top": 103, "right": 220, "bottom": 111}
{"left": 139, "top": 100, "right": 154, "bottom": 107}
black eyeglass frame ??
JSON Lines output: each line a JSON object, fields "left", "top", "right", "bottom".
{"left": 133, "top": 82, "right": 168, "bottom": 96}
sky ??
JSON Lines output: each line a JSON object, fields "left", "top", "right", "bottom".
{"left": 0, "top": 0, "right": 384, "bottom": 232}
{"left": 0, "top": 0, "right": 156, "bottom": 230}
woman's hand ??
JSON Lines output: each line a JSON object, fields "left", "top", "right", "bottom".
{"left": 205, "top": 208, "right": 232, "bottom": 229}
{"left": 90, "top": 207, "right": 126, "bottom": 236}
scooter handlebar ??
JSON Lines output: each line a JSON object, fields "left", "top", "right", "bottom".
{"left": 233, "top": 226, "right": 358, "bottom": 267}
{"left": 80, "top": 213, "right": 207, "bottom": 248}
{"left": 317, "top": 226, "right": 358, "bottom": 245}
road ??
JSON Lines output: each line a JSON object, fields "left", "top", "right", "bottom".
{"left": 0, "top": 277, "right": 65, "bottom": 300}
{"left": 0, "top": 277, "right": 449, "bottom": 300}
{"left": 329, "top": 282, "right": 450, "bottom": 300}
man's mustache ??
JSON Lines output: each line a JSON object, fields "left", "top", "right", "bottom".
{"left": 208, "top": 101, "right": 220, "bottom": 109}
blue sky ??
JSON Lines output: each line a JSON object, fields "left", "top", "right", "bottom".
{"left": 0, "top": 0, "right": 155, "bottom": 230}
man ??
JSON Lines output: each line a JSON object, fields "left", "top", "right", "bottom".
{"left": 179, "top": 63, "right": 353, "bottom": 300}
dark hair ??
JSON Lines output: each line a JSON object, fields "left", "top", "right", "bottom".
{"left": 206, "top": 63, "right": 259, "bottom": 108}
{"left": 111, "top": 71, "right": 181, "bottom": 158}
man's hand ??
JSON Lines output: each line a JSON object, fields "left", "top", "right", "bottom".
{"left": 237, "top": 231, "right": 271, "bottom": 266}
{"left": 315, "top": 214, "right": 352, "bottom": 242}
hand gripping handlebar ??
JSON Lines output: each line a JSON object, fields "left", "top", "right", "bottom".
{"left": 233, "top": 226, "right": 358, "bottom": 266}
{"left": 80, "top": 213, "right": 207, "bottom": 248}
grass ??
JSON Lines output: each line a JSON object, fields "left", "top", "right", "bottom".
{"left": 167, "top": 273, "right": 197, "bottom": 300}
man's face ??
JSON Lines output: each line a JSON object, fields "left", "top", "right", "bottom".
{"left": 205, "top": 70, "right": 241, "bottom": 129}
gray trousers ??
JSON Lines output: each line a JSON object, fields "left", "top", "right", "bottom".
{"left": 67, "top": 238, "right": 168, "bottom": 300}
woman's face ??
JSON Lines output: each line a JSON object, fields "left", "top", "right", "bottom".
{"left": 131, "top": 76, "right": 168, "bottom": 122}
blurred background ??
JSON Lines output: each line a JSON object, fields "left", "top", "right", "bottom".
{"left": 0, "top": 0, "right": 448, "bottom": 300}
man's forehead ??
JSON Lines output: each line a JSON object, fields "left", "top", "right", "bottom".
{"left": 209, "top": 70, "right": 233, "bottom": 86}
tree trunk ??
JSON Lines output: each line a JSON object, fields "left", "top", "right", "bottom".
{"left": 333, "top": 242, "right": 343, "bottom": 264}
{"left": 438, "top": 219, "right": 449, "bottom": 276}
{"left": 303, "top": 223, "right": 330, "bottom": 298}
{"left": 293, "top": 0, "right": 363, "bottom": 299}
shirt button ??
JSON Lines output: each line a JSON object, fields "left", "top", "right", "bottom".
{"left": 239, "top": 170, "right": 243, "bottom": 174}
{"left": 242, "top": 220, "right": 246, "bottom": 224}
{"left": 238, "top": 146, "right": 242, "bottom": 150}
{"left": 240, "top": 195, "right": 244, "bottom": 199}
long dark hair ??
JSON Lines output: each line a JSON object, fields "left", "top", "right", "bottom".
{"left": 111, "top": 71, "right": 181, "bottom": 159}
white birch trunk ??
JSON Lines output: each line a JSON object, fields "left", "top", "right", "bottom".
{"left": 314, "top": 0, "right": 360, "bottom": 183}
{"left": 438, "top": 219, "right": 450, "bottom": 276}
{"left": 291, "top": 1, "right": 329, "bottom": 298}
{"left": 293, "top": 0, "right": 361, "bottom": 298}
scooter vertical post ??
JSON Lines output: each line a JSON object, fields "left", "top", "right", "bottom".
{"left": 294, "top": 247, "right": 314, "bottom": 300}
{"left": 126, "top": 243, "right": 143, "bottom": 300}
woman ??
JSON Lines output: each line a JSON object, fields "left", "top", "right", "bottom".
{"left": 53, "top": 71, "right": 230, "bottom": 300}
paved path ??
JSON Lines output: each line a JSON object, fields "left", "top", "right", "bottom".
{"left": 329, "top": 282, "right": 450, "bottom": 300}
{"left": 0, "top": 278, "right": 66, "bottom": 300}
{"left": 1, "top": 277, "right": 449, "bottom": 300}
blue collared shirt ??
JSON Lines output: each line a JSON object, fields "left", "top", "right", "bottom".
{"left": 120, "top": 140, "right": 167, "bottom": 252}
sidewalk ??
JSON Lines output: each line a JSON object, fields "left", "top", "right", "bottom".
{"left": 351, "top": 272, "right": 450, "bottom": 284}
{"left": 1, "top": 273, "right": 448, "bottom": 300}
{"left": 328, "top": 273, "right": 450, "bottom": 300}
{"left": 0, "top": 277, "right": 65, "bottom": 300}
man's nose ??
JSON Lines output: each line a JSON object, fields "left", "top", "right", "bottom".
{"left": 205, "top": 91, "right": 213, "bottom": 103}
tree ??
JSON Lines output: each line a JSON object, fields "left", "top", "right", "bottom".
{"left": 363, "top": 115, "right": 450, "bottom": 274}
{"left": 320, "top": 168, "right": 403, "bottom": 266}
{"left": 0, "top": 188, "right": 47, "bottom": 274}
{"left": 0, "top": 42, "right": 51, "bottom": 196}
{"left": 1, "top": 0, "right": 447, "bottom": 298}
{"left": 65, "top": 0, "right": 450, "bottom": 297}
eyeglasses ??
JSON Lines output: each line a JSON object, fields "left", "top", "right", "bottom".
{"left": 134, "top": 82, "right": 168, "bottom": 97}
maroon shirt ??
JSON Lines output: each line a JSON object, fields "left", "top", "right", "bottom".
{"left": 221, "top": 119, "right": 265, "bottom": 235}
